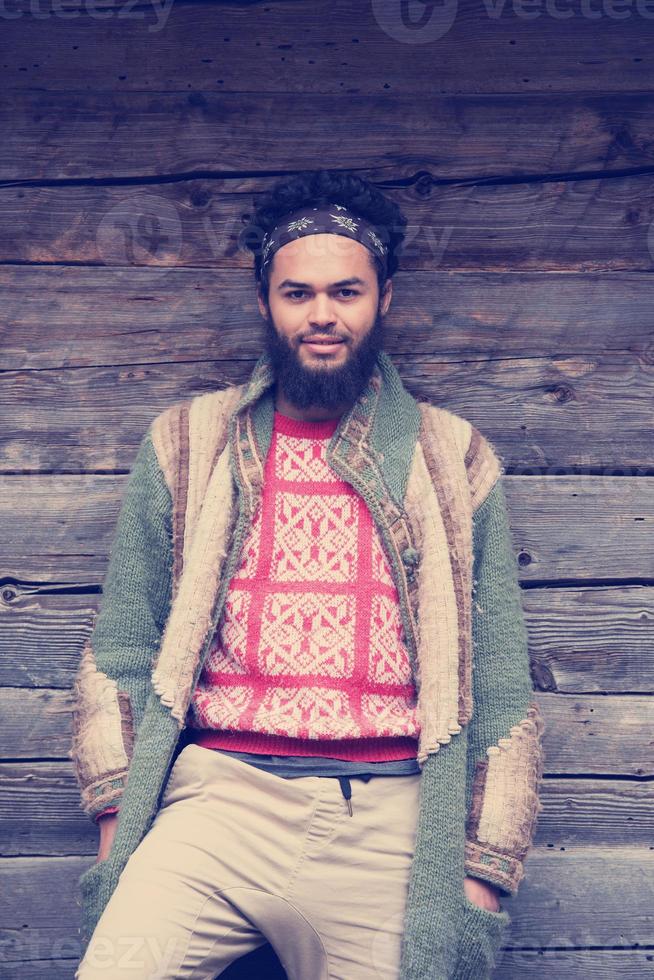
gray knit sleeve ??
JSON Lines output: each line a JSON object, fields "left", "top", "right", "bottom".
{"left": 464, "top": 476, "right": 546, "bottom": 897}
{"left": 68, "top": 427, "right": 174, "bottom": 821}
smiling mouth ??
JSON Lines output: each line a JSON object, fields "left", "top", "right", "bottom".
{"left": 302, "top": 338, "right": 345, "bottom": 345}
{"left": 301, "top": 338, "right": 346, "bottom": 355}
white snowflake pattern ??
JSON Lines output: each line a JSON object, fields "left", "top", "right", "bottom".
{"left": 330, "top": 213, "right": 358, "bottom": 232}
{"left": 262, "top": 235, "right": 274, "bottom": 260}
{"left": 332, "top": 204, "right": 347, "bottom": 211}
{"left": 287, "top": 216, "right": 315, "bottom": 232}
{"left": 367, "top": 229, "right": 386, "bottom": 254}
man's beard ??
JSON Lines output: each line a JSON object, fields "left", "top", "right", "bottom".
{"left": 262, "top": 306, "right": 386, "bottom": 412}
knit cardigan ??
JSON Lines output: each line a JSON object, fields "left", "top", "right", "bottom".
{"left": 69, "top": 349, "right": 545, "bottom": 979}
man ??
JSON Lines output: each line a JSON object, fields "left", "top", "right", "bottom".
{"left": 71, "top": 170, "right": 545, "bottom": 979}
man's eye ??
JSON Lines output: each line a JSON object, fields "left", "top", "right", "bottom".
{"left": 287, "top": 290, "right": 305, "bottom": 299}
{"left": 339, "top": 288, "right": 358, "bottom": 298}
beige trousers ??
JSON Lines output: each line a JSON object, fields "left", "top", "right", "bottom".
{"left": 75, "top": 743, "right": 422, "bottom": 979}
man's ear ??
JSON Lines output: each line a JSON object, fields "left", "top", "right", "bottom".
{"left": 380, "top": 278, "right": 393, "bottom": 316}
{"left": 257, "top": 287, "right": 269, "bottom": 319}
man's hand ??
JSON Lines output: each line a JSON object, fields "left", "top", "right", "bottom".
{"left": 463, "top": 875, "right": 502, "bottom": 912}
{"left": 96, "top": 812, "right": 119, "bottom": 863}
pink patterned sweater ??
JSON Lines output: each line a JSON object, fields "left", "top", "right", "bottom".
{"left": 94, "top": 410, "right": 420, "bottom": 822}
{"left": 184, "top": 409, "right": 420, "bottom": 761}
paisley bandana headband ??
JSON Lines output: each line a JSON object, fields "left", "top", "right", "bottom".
{"left": 260, "top": 203, "right": 389, "bottom": 280}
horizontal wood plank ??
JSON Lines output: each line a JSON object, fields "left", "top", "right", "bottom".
{"left": 1, "top": 690, "right": 652, "bottom": 775}
{"left": 4, "top": 351, "right": 654, "bottom": 471}
{"left": 522, "top": 586, "right": 654, "bottom": 694}
{"left": 0, "top": 593, "right": 99, "bottom": 689}
{"left": 2, "top": 848, "right": 652, "bottom": 964}
{"left": 1, "top": 586, "right": 652, "bottom": 693}
{"left": 1, "top": 763, "right": 651, "bottom": 856}
{"left": 1, "top": 475, "right": 651, "bottom": 581}
{"left": 4, "top": 0, "right": 654, "bottom": 94}
{"left": 497, "top": 950, "right": 654, "bottom": 978}
{"left": 3, "top": 91, "right": 654, "bottom": 181}
{"left": 4, "top": 267, "right": 653, "bottom": 367}
{"left": 3, "top": 173, "right": 654, "bottom": 271}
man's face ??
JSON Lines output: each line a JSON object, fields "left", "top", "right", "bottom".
{"left": 256, "top": 233, "right": 392, "bottom": 412}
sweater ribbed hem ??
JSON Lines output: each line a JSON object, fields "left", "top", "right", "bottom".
{"left": 186, "top": 729, "right": 419, "bottom": 761}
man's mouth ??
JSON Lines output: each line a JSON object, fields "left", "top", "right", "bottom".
{"left": 302, "top": 337, "right": 346, "bottom": 354}
{"left": 302, "top": 336, "right": 345, "bottom": 345}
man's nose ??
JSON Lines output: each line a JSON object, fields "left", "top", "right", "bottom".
{"left": 308, "top": 294, "right": 337, "bottom": 324}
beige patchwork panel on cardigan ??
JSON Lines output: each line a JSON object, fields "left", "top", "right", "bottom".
{"left": 148, "top": 385, "right": 243, "bottom": 725}
{"left": 463, "top": 423, "right": 546, "bottom": 895}
{"left": 404, "top": 402, "right": 475, "bottom": 764}
{"left": 69, "top": 632, "right": 135, "bottom": 819}
{"left": 465, "top": 702, "right": 546, "bottom": 894}
{"left": 150, "top": 385, "right": 243, "bottom": 599}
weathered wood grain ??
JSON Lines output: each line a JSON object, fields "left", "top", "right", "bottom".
{"left": 3, "top": 91, "right": 654, "bottom": 182}
{"left": 4, "top": 0, "right": 654, "bottom": 94}
{"left": 2, "top": 848, "right": 652, "bottom": 965}
{"left": 0, "top": 593, "right": 100, "bottom": 689}
{"left": 1, "top": 586, "right": 652, "bottom": 692}
{"left": 1, "top": 475, "right": 651, "bottom": 581}
{"left": 1, "top": 763, "right": 652, "bottom": 856}
{"left": 521, "top": 586, "right": 654, "bottom": 694}
{"left": 1, "top": 690, "right": 652, "bottom": 775}
{"left": 4, "top": 350, "right": 654, "bottom": 471}
{"left": 497, "top": 949, "right": 654, "bottom": 977}
{"left": 2, "top": 173, "right": 653, "bottom": 270}
{"left": 4, "top": 267, "right": 653, "bottom": 369}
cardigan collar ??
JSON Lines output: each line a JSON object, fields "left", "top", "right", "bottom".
{"left": 151, "top": 347, "right": 438, "bottom": 746}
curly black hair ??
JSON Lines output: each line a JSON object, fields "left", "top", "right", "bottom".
{"left": 239, "top": 169, "right": 408, "bottom": 302}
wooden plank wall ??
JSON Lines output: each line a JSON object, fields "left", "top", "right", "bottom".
{"left": 1, "top": 1, "right": 653, "bottom": 976}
